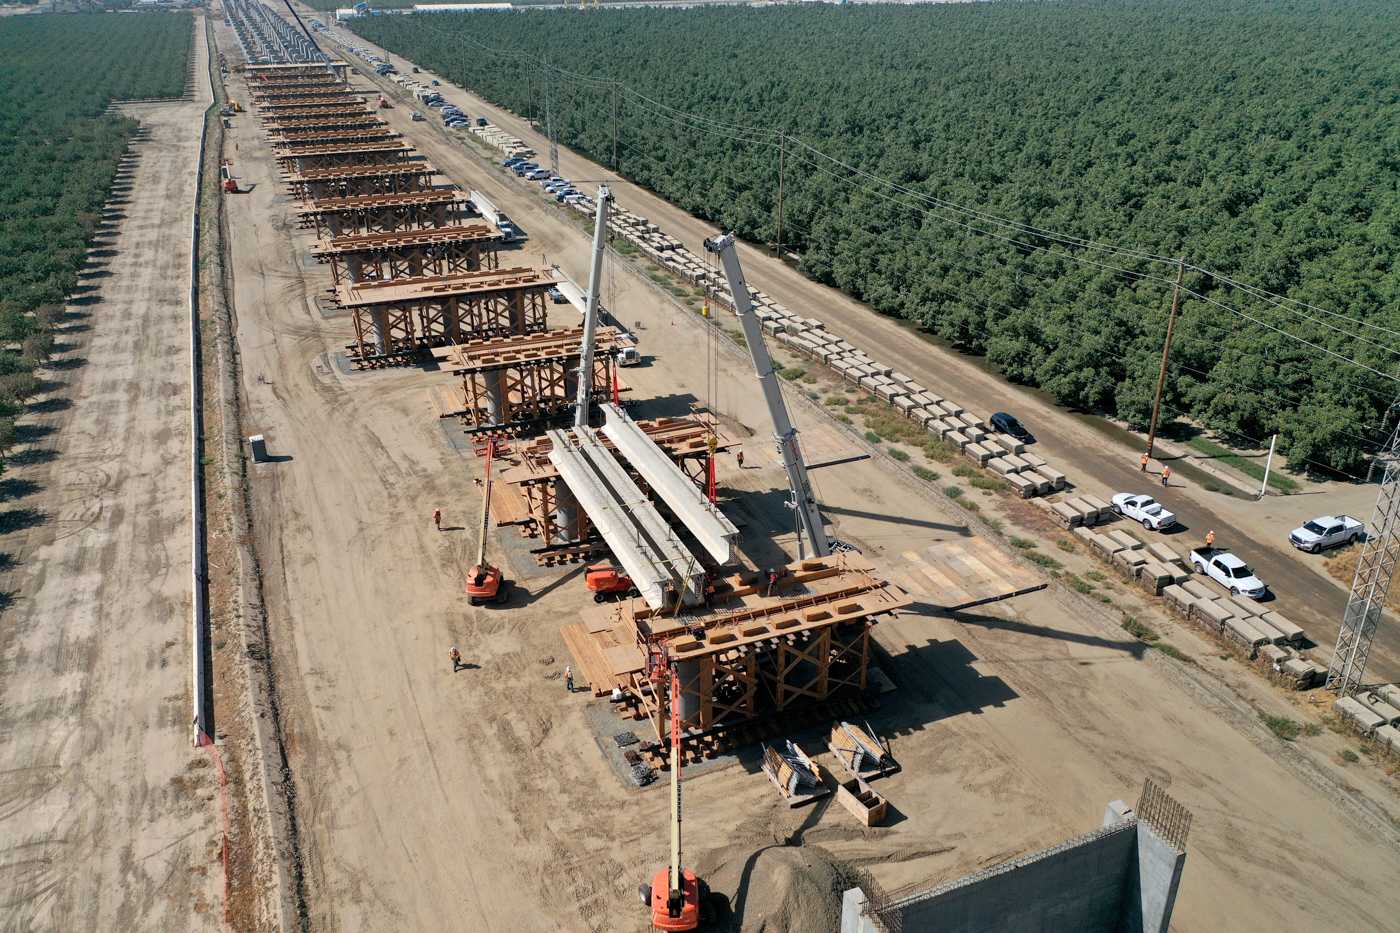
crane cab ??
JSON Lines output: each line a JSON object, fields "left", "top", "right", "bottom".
{"left": 648, "top": 868, "right": 700, "bottom": 932}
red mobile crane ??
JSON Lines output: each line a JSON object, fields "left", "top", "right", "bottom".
{"left": 465, "top": 439, "right": 508, "bottom": 605}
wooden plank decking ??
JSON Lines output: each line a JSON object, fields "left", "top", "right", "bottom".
{"left": 885, "top": 538, "right": 1046, "bottom": 610}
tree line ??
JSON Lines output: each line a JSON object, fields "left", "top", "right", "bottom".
{"left": 0, "top": 13, "right": 189, "bottom": 467}
{"left": 356, "top": 0, "right": 1400, "bottom": 473}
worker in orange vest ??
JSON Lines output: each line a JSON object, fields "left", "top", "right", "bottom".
{"left": 434, "top": 507, "right": 442, "bottom": 531}
{"left": 1161, "top": 466, "right": 1171, "bottom": 487}
{"left": 1141, "top": 452, "right": 1149, "bottom": 472}
{"left": 1206, "top": 530, "right": 1215, "bottom": 549}
{"left": 449, "top": 646, "right": 462, "bottom": 671}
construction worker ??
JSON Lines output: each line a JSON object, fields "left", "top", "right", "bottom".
{"left": 565, "top": 665, "right": 574, "bottom": 693}
{"left": 449, "top": 646, "right": 463, "bottom": 671}
{"left": 434, "top": 507, "right": 442, "bottom": 531}
{"left": 767, "top": 567, "right": 779, "bottom": 597}
{"left": 1206, "top": 530, "right": 1215, "bottom": 549}
{"left": 1161, "top": 466, "right": 1171, "bottom": 488}
{"left": 737, "top": 450, "right": 745, "bottom": 469}
{"left": 1141, "top": 452, "right": 1149, "bottom": 472}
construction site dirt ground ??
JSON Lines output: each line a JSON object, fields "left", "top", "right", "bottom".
{"left": 217, "top": 17, "right": 1400, "bottom": 933}
{"left": 0, "top": 34, "right": 221, "bottom": 933}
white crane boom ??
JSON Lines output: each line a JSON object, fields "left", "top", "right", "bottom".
{"left": 703, "top": 233, "right": 829, "bottom": 558}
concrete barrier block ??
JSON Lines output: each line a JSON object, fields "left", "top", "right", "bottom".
{"left": 946, "top": 430, "right": 975, "bottom": 450}
{"left": 1335, "top": 695, "right": 1385, "bottom": 733}
{"left": 1182, "top": 579, "right": 1215, "bottom": 601}
{"left": 964, "top": 443, "right": 995, "bottom": 466}
{"left": 1259, "top": 610, "right": 1304, "bottom": 645}
{"left": 1065, "top": 496, "right": 1099, "bottom": 525}
{"left": 1034, "top": 466, "right": 1067, "bottom": 490}
{"left": 1145, "top": 542, "right": 1182, "bottom": 564}
{"left": 1190, "top": 598, "right": 1231, "bottom": 631}
{"left": 1374, "top": 723, "right": 1400, "bottom": 755}
{"left": 1162, "top": 583, "right": 1192, "bottom": 612}
{"left": 1106, "top": 529, "right": 1143, "bottom": 551}
{"left": 1004, "top": 473, "right": 1037, "bottom": 498}
{"left": 987, "top": 456, "right": 1019, "bottom": 475}
{"left": 1051, "top": 502, "right": 1082, "bottom": 527}
{"left": 1001, "top": 454, "right": 1031, "bottom": 473}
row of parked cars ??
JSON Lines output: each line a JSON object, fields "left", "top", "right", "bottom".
{"left": 439, "top": 103, "right": 488, "bottom": 130}
{"left": 501, "top": 157, "right": 593, "bottom": 206}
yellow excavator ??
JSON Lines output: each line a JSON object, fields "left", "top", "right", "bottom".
{"left": 465, "top": 439, "right": 508, "bottom": 606}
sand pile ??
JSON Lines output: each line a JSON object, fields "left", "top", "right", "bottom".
{"left": 693, "top": 842, "right": 860, "bottom": 933}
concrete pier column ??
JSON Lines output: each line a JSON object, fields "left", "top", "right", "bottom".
{"left": 371, "top": 308, "right": 389, "bottom": 357}
{"left": 484, "top": 370, "right": 506, "bottom": 426}
{"left": 554, "top": 481, "right": 579, "bottom": 544}
{"left": 677, "top": 660, "right": 702, "bottom": 724}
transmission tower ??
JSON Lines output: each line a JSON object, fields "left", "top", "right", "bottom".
{"left": 544, "top": 59, "right": 559, "bottom": 175}
{"left": 1328, "top": 423, "right": 1400, "bottom": 695}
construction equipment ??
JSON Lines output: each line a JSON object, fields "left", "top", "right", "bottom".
{"left": 644, "top": 656, "right": 703, "bottom": 931}
{"left": 223, "top": 178, "right": 239, "bottom": 193}
{"left": 703, "top": 233, "right": 829, "bottom": 559}
{"left": 466, "top": 439, "right": 508, "bottom": 605}
{"left": 378, "top": 95, "right": 390, "bottom": 108}
{"left": 585, "top": 563, "right": 637, "bottom": 602}
{"left": 574, "top": 183, "right": 613, "bottom": 427}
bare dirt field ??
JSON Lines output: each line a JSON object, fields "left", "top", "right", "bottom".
{"left": 214, "top": 11, "right": 1400, "bottom": 933}
{"left": 0, "top": 34, "right": 221, "bottom": 933}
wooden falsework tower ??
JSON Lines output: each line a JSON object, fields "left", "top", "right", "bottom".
{"left": 311, "top": 226, "right": 501, "bottom": 286}
{"left": 338, "top": 268, "right": 560, "bottom": 366}
{"left": 566, "top": 555, "right": 911, "bottom": 742}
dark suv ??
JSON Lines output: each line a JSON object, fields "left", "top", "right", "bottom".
{"left": 990, "top": 412, "right": 1031, "bottom": 440}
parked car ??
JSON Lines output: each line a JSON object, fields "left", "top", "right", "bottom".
{"left": 562, "top": 193, "right": 589, "bottom": 204}
{"left": 989, "top": 412, "right": 1030, "bottom": 440}
{"left": 412, "top": 66, "right": 420, "bottom": 73}
{"left": 476, "top": 117, "right": 488, "bottom": 126}
{"left": 546, "top": 286, "right": 568, "bottom": 304}
{"left": 1110, "top": 493, "right": 1177, "bottom": 531}
{"left": 512, "top": 163, "right": 538, "bottom": 176}
{"left": 503, "top": 157, "right": 526, "bottom": 168}
{"left": 555, "top": 190, "right": 580, "bottom": 202}
{"left": 1190, "top": 547, "right": 1266, "bottom": 598}
{"left": 410, "top": 110, "right": 424, "bottom": 121}
{"left": 431, "top": 79, "right": 441, "bottom": 86}
{"left": 525, "top": 169, "right": 553, "bottom": 180}
{"left": 1289, "top": 515, "right": 1364, "bottom": 553}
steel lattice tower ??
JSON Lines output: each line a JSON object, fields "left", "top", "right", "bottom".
{"left": 1328, "top": 424, "right": 1400, "bottom": 695}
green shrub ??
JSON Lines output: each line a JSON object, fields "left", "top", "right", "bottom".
{"left": 1063, "top": 573, "right": 1093, "bottom": 594}
{"left": 984, "top": 517, "right": 1004, "bottom": 534}
{"left": 1024, "top": 551, "right": 1062, "bottom": 569}
{"left": 1304, "top": 723, "right": 1323, "bottom": 737}
{"left": 1187, "top": 436, "right": 1299, "bottom": 492}
{"left": 1154, "top": 643, "right": 1196, "bottom": 663}
{"left": 1056, "top": 539, "right": 1075, "bottom": 552}
{"left": 1008, "top": 536, "right": 1036, "bottom": 548}
{"left": 969, "top": 474, "right": 1006, "bottom": 492}
{"left": 1085, "top": 570, "right": 1107, "bottom": 582}
{"left": 837, "top": 414, "right": 852, "bottom": 424}
{"left": 912, "top": 466, "right": 939, "bottom": 482}
{"left": 779, "top": 367, "right": 805, "bottom": 380}
{"left": 1263, "top": 715, "right": 1301, "bottom": 741}
{"left": 1121, "top": 615, "right": 1159, "bottom": 641}
{"left": 943, "top": 485, "right": 963, "bottom": 498}
{"left": 957, "top": 498, "right": 980, "bottom": 512}
{"left": 865, "top": 430, "right": 882, "bottom": 444}
{"left": 1340, "top": 749, "right": 1359, "bottom": 763}
{"left": 826, "top": 396, "right": 849, "bottom": 406}
{"left": 952, "top": 463, "right": 978, "bottom": 478}
{"left": 923, "top": 439, "right": 957, "bottom": 463}
{"left": 887, "top": 447, "right": 910, "bottom": 461}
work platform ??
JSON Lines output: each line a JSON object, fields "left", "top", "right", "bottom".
{"left": 273, "top": 128, "right": 401, "bottom": 148}
{"left": 564, "top": 554, "right": 911, "bottom": 747}
{"left": 338, "top": 267, "right": 561, "bottom": 365}
{"left": 258, "top": 98, "right": 372, "bottom": 115}
{"left": 245, "top": 61, "right": 350, "bottom": 80}
{"left": 883, "top": 538, "right": 1048, "bottom": 610}
{"left": 267, "top": 115, "right": 388, "bottom": 135}
{"left": 425, "top": 326, "right": 624, "bottom": 431}
{"left": 253, "top": 87, "right": 361, "bottom": 103}
{"left": 260, "top": 105, "right": 371, "bottom": 123}
{"left": 297, "top": 191, "right": 474, "bottom": 238}
{"left": 283, "top": 163, "right": 439, "bottom": 200}
{"left": 275, "top": 141, "right": 417, "bottom": 172}
{"left": 311, "top": 224, "right": 500, "bottom": 284}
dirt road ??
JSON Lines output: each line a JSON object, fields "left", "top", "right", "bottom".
{"left": 326, "top": 23, "right": 1400, "bottom": 684}
{"left": 220, "top": 12, "right": 1400, "bottom": 933}
{"left": 0, "top": 35, "right": 220, "bottom": 933}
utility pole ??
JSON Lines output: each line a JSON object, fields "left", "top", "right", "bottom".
{"left": 775, "top": 133, "right": 785, "bottom": 260}
{"left": 544, "top": 58, "right": 559, "bottom": 175}
{"left": 1146, "top": 258, "right": 1186, "bottom": 459}
{"left": 1257, "top": 435, "right": 1277, "bottom": 499}
{"left": 611, "top": 80, "right": 619, "bottom": 173}
{"left": 526, "top": 72, "right": 532, "bottom": 126}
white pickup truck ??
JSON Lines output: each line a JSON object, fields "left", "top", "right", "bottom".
{"left": 1288, "top": 515, "right": 1363, "bottom": 553}
{"left": 1190, "top": 547, "right": 1266, "bottom": 598}
{"left": 1110, "top": 493, "right": 1176, "bottom": 531}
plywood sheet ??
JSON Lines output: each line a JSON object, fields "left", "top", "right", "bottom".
{"left": 884, "top": 538, "right": 1046, "bottom": 610}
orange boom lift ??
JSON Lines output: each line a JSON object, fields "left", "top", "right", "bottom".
{"left": 465, "top": 439, "right": 508, "bottom": 605}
